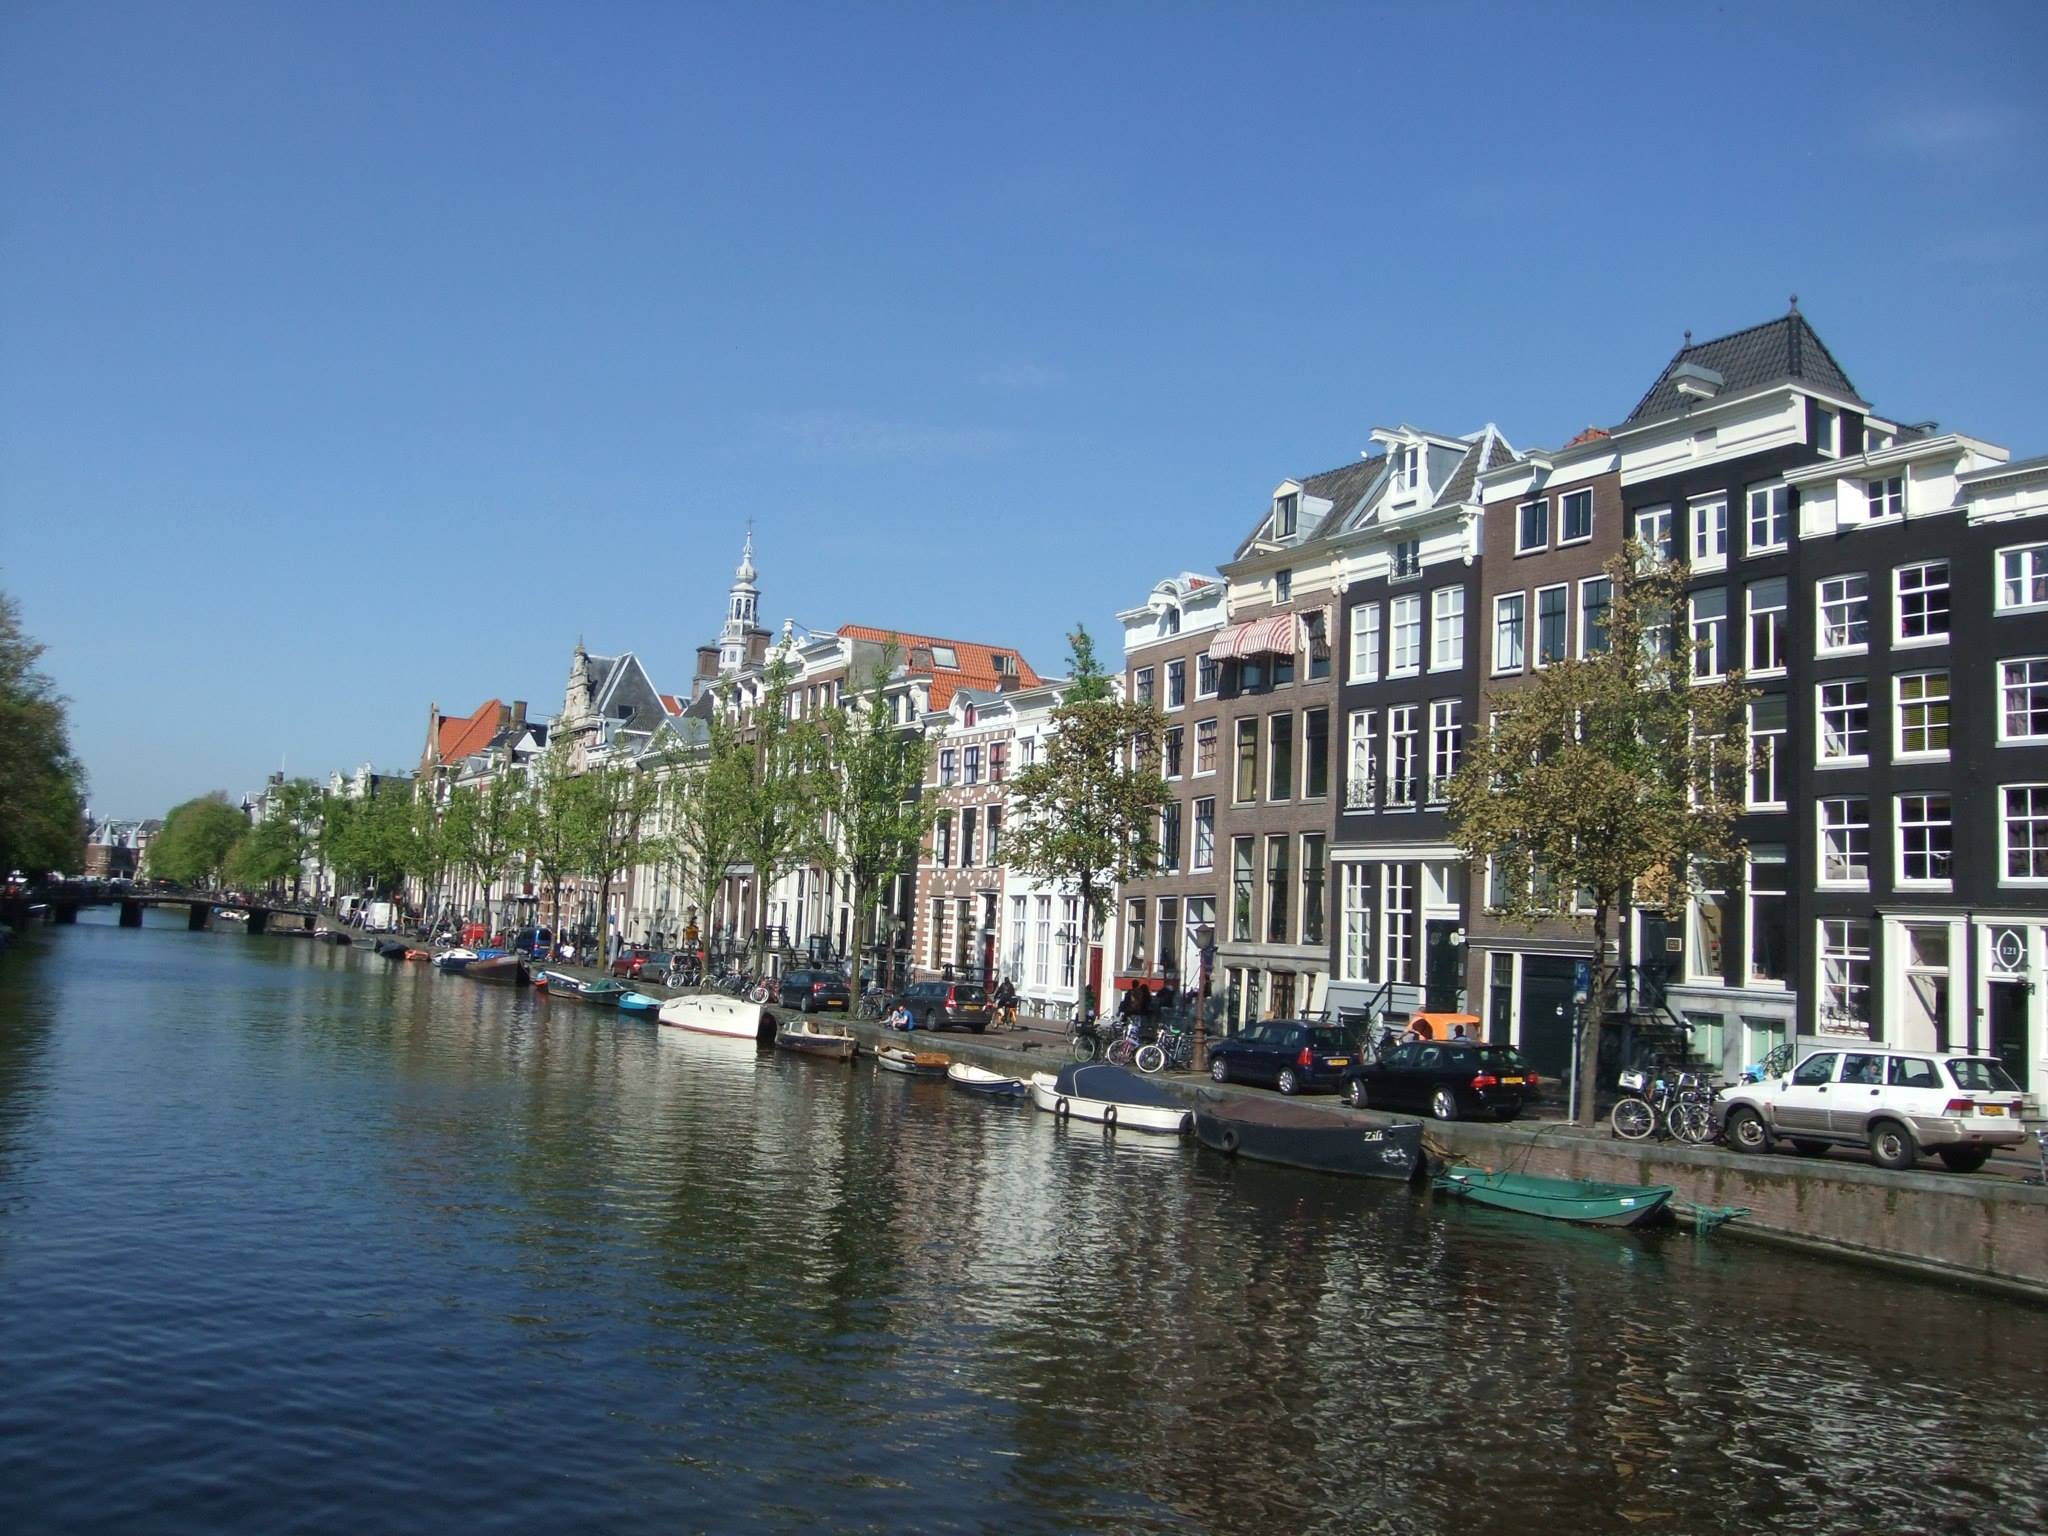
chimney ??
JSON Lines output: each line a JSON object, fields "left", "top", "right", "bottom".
{"left": 510, "top": 700, "right": 527, "bottom": 728}
{"left": 696, "top": 645, "right": 719, "bottom": 680}
{"left": 496, "top": 702, "right": 512, "bottom": 730}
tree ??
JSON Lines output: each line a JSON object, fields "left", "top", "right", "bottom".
{"left": 1004, "top": 626, "right": 1170, "bottom": 1013}
{"left": 263, "top": 778, "right": 325, "bottom": 902}
{"left": 820, "top": 645, "right": 933, "bottom": 987}
{"left": 651, "top": 718, "right": 752, "bottom": 961}
{"left": 1444, "top": 545, "right": 1751, "bottom": 1123}
{"left": 520, "top": 737, "right": 588, "bottom": 944}
{"left": 146, "top": 794, "right": 248, "bottom": 888}
{"left": 576, "top": 757, "right": 658, "bottom": 960}
{"left": 733, "top": 656, "right": 832, "bottom": 970}
{"left": 442, "top": 768, "right": 528, "bottom": 934}
{"left": 0, "top": 590, "right": 87, "bottom": 878}
{"left": 406, "top": 793, "right": 453, "bottom": 924}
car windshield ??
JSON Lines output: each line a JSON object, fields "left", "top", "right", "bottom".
{"left": 1945, "top": 1057, "right": 2021, "bottom": 1093}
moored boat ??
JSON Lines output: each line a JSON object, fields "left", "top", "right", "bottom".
{"left": 373, "top": 939, "right": 410, "bottom": 959}
{"left": 617, "top": 991, "right": 662, "bottom": 1017}
{"left": 876, "top": 1044, "right": 950, "bottom": 1077}
{"left": 1029, "top": 1062, "right": 1190, "bottom": 1134}
{"left": 314, "top": 927, "right": 352, "bottom": 945}
{"left": 775, "top": 1018, "right": 857, "bottom": 1059}
{"left": 1433, "top": 1165, "right": 1674, "bottom": 1227}
{"left": 946, "top": 1062, "right": 1026, "bottom": 1097}
{"left": 403, "top": 948, "right": 433, "bottom": 961}
{"left": 433, "top": 947, "right": 480, "bottom": 972}
{"left": 1193, "top": 1092, "right": 1422, "bottom": 1181}
{"left": 657, "top": 993, "right": 772, "bottom": 1043}
{"left": 463, "top": 953, "right": 529, "bottom": 985}
{"left": 541, "top": 971, "right": 626, "bottom": 1003}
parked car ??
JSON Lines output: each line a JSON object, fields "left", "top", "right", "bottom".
{"left": 1341, "top": 1040, "right": 1538, "bottom": 1121}
{"left": 1716, "top": 1047, "right": 2028, "bottom": 1172}
{"left": 899, "top": 979, "right": 990, "bottom": 1032}
{"left": 610, "top": 947, "right": 656, "bottom": 979}
{"left": 1206, "top": 1019, "right": 1356, "bottom": 1095}
{"left": 778, "top": 967, "right": 852, "bottom": 1013}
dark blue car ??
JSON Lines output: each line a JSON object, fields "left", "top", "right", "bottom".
{"left": 1206, "top": 1019, "right": 1357, "bottom": 1096}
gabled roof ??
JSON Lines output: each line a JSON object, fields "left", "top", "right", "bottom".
{"left": 437, "top": 699, "right": 503, "bottom": 765}
{"left": 1430, "top": 425, "right": 1516, "bottom": 509}
{"left": 1234, "top": 454, "right": 1387, "bottom": 558}
{"left": 838, "top": 624, "right": 1042, "bottom": 709}
{"left": 1622, "top": 311, "right": 1863, "bottom": 427}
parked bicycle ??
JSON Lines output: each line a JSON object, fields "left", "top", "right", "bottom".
{"left": 1134, "top": 1021, "right": 1194, "bottom": 1076}
{"left": 1069, "top": 1012, "right": 1115, "bottom": 1063}
{"left": 1611, "top": 1068, "right": 1717, "bottom": 1144}
{"left": 857, "top": 986, "right": 895, "bottom": 1020}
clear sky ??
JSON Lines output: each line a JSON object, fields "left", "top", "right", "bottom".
{"left": 5, "top": 1, "right": 2044, "bottom": 816}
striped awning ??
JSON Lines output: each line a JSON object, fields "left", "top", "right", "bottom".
{"left": 1207, "top": 612, "right": 1301, "bottom": 660}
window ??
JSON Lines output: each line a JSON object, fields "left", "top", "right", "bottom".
{"left": 1687, "top": 880, "right": 1726, "bottom": 982}
{"left": 1690, "top": 495, "right": 1729, "bottom": 569}
{"left": 1818, "top": 574, "right": 1869, "bottom": 653}
{"left": 1819, "top": 797, "right": 1870, "bottom": 886}
{"left": 1690, "top": 589, "right": 1728, "bottom": 680}
{"left": 1747, "top": 695, "right": 1786, "bottom": 809}
{"left": 1134, "top": 667, "right": 1155, "bottom": 706}
{"left": 1165, "top": 659, "right": 1185, "bottom": 709}
{"left": 1383, "top": 865, "right": 1415, "bottom": 983}
{"left": 1386, "top": 706, "right": 1419, "bottom": 807}
{"left": 1396, "top": 443, "right": 1420, "bottom": 491}
{"left": 989, "top": 741, "right": 1008, "bottom": 782}
{"left": 1268, "top": 713, "right": 1294, "bottom": 802}
{"left": 1999, "top": 544, "right": 2048, "bottom": 612}
{"left": 1428, "top": 699, "right": 1461, "bottom": 800}
{"left": 1746, "top": 845, "right": 1788, "bottom": 985}
{"left": 929, "top": 897, "right": 946, "bottom": 967}
{"left": 1517, "top": 498, "right": 1548, "bottom": 554}
{"left": 1900, "top": 927, "right": 1950, "bottom": 1053}
{"left": 1195, "top": 718, "right": 1218, "bottom": 775}
{"left": 1346, "top": 710, "right": 1376, "bottom": 809}
{"left": 1275, "top": 569, "right": 1293, "bottom": 605}
{"left": 1430, "top": 586, "right": 1464, "bottom": 670}
{"left": 1493, "top": 593, "right": 1525, "bottom": 672}
{"left": 987, "top": 804, "right": 1001, "bottom": 862}
{"left": 1341, "top": 865, "right": 1371, "bottom": 980}
{"left": 1814, "top": 405, "right": 1840, "bottom": 458}
{"left": 960, "top": 807, "right": 978, "bottom": 867}
{"left": 1390, "top": 595, "right": 1422, "bottom": 675}
{"left": 1349, "top": 602, "right": 1381, "bottom": 683}
{"left": 1193, "top": 798, "right": 1215, "bottom": 871}
{"left": 1818, "top": 680, "right": 1869, "bottom": 764}
{"left": 2001, "top": 659, "right": 2048, "bottom": 743}
{"left": 1896, "top": 793, "right": 1952, "bottom": 886}
{"left": 1300, "top": 835, "right": 1326, "bottom": 946}
{"left": 1008, "top": 895, "right": 1027, "bottom": 984}
{"left": 1305, "top": 609, "right": 1330, "bottom": 681}
{"left": 1635, "top": 505, "right": 1674, "bottom": 563}
{"left": 963, "top": 746, "right": 982, "bottom": 785}
{"left": 1197, "top": 654, "right": 1220, "bottom": 698}
{"left": 1272, "top": 640, "right": 1295, "bottom": 689}
{"left": 1265, "top": 835, "right": 1290, "bottom": 943}
{"left": 1159, "top": 802, "right": 1182, "bottom": 872}
{"left": 1163, "top": 725, "right": 1184, "bottom": 778}
{"left": 939, "top": 749, "right": 957, "bottom": 786}
{"left": 1231, "top": 837, "right": 1255, "bottom": 941}
{"left": 2001, "top": 786, "right": 2048, "bottom": 882}
{"left": 1303, "top": 707, "right": 1329, "bottom": 798}
{"left": 1275, "top": 492, "right": 1298, "bottom": 539}
{"left": 1747, "top": 578, "right": 1788, "bottom": 674}
{"left": 1894, "top": 561, "right": 1949, "bottom": 646}
{"left": 1579, "top": 578, "right": 1612, "bottom": 656}
{"left": 1057, "top": 897, "right": 1078, "bottom": 987}
{"left": 1392, "top": 539, "right": 1421, "bottom": 579}
{"left": 1819, "top": 919, "right": 1871, "bottom": 1027}
{"left": 1746, "top": 484, "right": 1790, "bottom": 554}
{"left": 1536, "top": 585, "right": 1568, "bottom": 666}
{"left": 1234, "top": 718, "right": 1258, "bottom": 802}
{"left": 935, "top": 812, "right": 954, "bottom": 867}
{"left": 1124, "top": 898, "right": 1147, "bottom": 970}
{"left": 1894, "top": 671, "right": 1950, "bottom": 759}
{"left": 1866, "top": 476, "right": 1904, "bottom": 520}
{"left": 1156, "top": 897, "right": 1181, "bottom": 981}
{"left": 1559, "top": 487, "right": 1593, "bottom": 544}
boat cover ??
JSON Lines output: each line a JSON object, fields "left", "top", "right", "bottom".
{"left": 1055, "top": 1062, "right": 1185, "bottom": 1109}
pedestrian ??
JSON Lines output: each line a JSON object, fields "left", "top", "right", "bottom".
{"left": 1451, "top": 1022, "right": 1471, "bottom": 1043}
{"left": 995, "top": 976, "right": 1018, "bottom": 1027}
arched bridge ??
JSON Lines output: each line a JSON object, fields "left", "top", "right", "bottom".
{"left": 9, "top": 882, "right": 324, "bottom": 935}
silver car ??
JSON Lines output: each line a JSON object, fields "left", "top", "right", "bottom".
{"left": 1717, "top": 1047, "right": 2027, "bottom": 1173}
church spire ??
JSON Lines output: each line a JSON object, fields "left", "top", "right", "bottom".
{"left": 719, "top": 525, "right": 760, "bottom": 673}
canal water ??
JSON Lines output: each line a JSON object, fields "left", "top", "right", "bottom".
{"left": 1, "top": 912, "right": 2042, "bottom": 1535}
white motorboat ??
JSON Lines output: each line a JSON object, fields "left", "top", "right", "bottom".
{"left": 1028, "top": 1063, "right": 1191, "bottom": 1134}
{"left": 657, "top": 992, "right": 771, "bottom": 1043}
{"left": 432, "top": 947, "right": 479, "bottom": 971}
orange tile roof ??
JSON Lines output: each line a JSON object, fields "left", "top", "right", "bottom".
{"left": 436, "top": 699, "right": 503, "bottom": 765}
{"left": 836, "top": 625, "right": 1042, "bottom": 710}
{"left": 658, "top": 693, "right": 684, "bottom": 715}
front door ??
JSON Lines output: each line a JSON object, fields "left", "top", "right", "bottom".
{"left": 1517, "top": 955, "right": 1578, "bottom": 1081}
{"left": 1425, "top": 921, "right": 1462, "bottom": 1011}
{"left": 1989, "top": 981, "right": 2031, "bottom": 1093}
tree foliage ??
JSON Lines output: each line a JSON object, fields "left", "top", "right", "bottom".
{"left": 1444, "top": 546, "right": 1751, "bottom": 1120}
{"left": 732, "top": 656, "right": 832, "bottom": 964}
{"left": 320, "top": 784, "right": 416, "bottom": 895}
{"left": 651, "top": 719, "right": 753, "bottom": 951}
{"left": 442, "top": 768, "right": 529, "bottom": 926}
{"left": 576, "top": 757, "right": 658, "bottom": 956}
{"left": 1004, "top": 626, "right": 1170, "bottom": 974}
{"left": 821, "top": 645, "right": 933, "bottom": 981}
{"left": 0, "top": 591, "right": 87, "bottom": 877}
{"left": 147, "top": 794, "right": 248, "bottom": 887}
{"left": 519, "top": 737, "right": 588, "bottom": 939}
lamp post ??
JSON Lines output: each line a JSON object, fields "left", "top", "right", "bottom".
{"left": 1189, "top": 920, "right": 1216, "bottom": 1070}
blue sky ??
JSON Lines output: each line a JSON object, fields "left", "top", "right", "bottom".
{"left": 5, "top": 1, "right": 2045, "bottom": 814}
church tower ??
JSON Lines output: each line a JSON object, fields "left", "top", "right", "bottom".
{"left": 718, "top": 530, "right": 760, "bottom": 674}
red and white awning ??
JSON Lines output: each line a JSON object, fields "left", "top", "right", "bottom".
{"left": 1207, "top": 613, "right": 1301, "bottom": 660}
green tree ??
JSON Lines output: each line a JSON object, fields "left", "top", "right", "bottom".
{"left": 650, "top": 718, "right": 752, "bottom": 961}
{"left": 1004, "top": 626, "right": 1170, "bottom": 1010}
{"left": 262, "top": 778, "right": 325, "bottom": 902}
{"left": 147, "top": 794, "right": 248, "bottom": 888}
{"left": 734, "top": 656, "right": 832, "bottom": 970}
{"left": 820, "top": 645, "right": 933, "bottom": 987}
{"left": 520, "top": 737, "right": 589, "bottom": 945}
{"left": 407, "top": 793, "right": 452, "bottom": 923}
{"left": 0, "top": 591, "right": 87, "bottom": 878}
{"left": 577, "top": 757, "right": 659, "bottom": 961}
{"left": 320, "top": 795, "right": 367, "bottom": 892}
{"left": 224, "top": 819, "right": 293, "bottom": 893}
{"left": 1444, "top": 545, "right": 1751, "bottom": 1123}
{"left": 442, "top": 769, "right": 528, "bottom": 934}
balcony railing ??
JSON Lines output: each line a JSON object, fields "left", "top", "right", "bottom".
{"left": 1345, "top": 774, "right": 1378, "bottom": 811}
{"left": 1385, "top": 775, "right": 1418, "bottom": 809}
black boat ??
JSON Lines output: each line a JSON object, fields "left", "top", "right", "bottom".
{"left": 465, "top": 953, "right": 530, "bottom": 986}
{"left": 1193, "top": 1092, "right": 1423, "bottom": 1181}
{"left": 373, "top": 939, "right": 410, "bottom": 959}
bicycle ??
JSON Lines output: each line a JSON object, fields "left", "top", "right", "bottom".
{"left": 1135, "top": 1022, "right": 1194, "bottom": 1076}
{"left": 1611, "top": 1068, "right": 1716, "bottom": 1144}
{"left": 858, "top": 987, "right": 895, "bottom": 1020}
{"left": 1103, "top": 1018, "right": 1146, "bottom": 1068}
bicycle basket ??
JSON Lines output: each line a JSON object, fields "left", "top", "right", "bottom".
{"left": 1617, "top": 1069, "right": 1648, "bottom": 1092}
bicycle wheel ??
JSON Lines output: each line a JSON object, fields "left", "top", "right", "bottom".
{"left": 1106, "top": 1037, "right": 1137, "bottom": 1067}
{"left": 1670, "top": 1100, "right": 1714, "bottom": 1144}
{"left": 1134, "top": 1044, "right": 1165, "bottom": 1075}
{"left": 1610, "top": 1095, "right": 1655, "bottom": 1141}
{"left": 1070, "top": 1035, "right": 1098, "bottom": 1064}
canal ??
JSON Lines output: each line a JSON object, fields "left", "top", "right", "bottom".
{"left": 1, "top": 911, "right": 2042, "bottom": 1534}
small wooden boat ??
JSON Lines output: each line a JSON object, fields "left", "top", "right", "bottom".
{"left": 541, "top": 971, "right": 626, "bottom": 1003}
{"left": 876, "top": 1044, "right": 950, "bottom": 1077}
{"left": 1434, "top": 1165, "right": 1675, "bottom": 1227}
{"left": 463, "top": 953, "right": 529, "bottom": 985}
{"left": 433, "top": 947, "right": 479, "bottom": 972}
{"left": 616, "top": 991, "right": 662, "bottom": 1017}
{"left": 658, "top": 993, "right": 772, "bottom": 1042}
{"left": 776, "top": 1018, "right": 856, "bottom": 1059}
{"left": 1193, "top": 1092, "right": 1422, "bottom": 1181}
{"left": 1030, "top": 1062, "right": 1191, "bottom": 1134}
{"left": 946, "top": 1062, "right": 1026, "bottom": 1097}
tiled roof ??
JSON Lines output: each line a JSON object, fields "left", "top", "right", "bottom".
{"left": 837, "top": 624, "right": 1043, "bottom": 709}
{"left": 1298, "top": 457, "right": 1385, "bottom": 528}
{"left": 658, "top": 693, "right": 684, "bottom": 715}
{"left": 437, "top": 699, "right": 503, "bottom": 765}
{"left": 1622, "top": 312, "right": 1863, "bottom": 427}
{"left": 1431, "top": 426, "right": 1515, "bottom": 510}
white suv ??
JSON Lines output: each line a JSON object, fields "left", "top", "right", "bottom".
{"left": 1717, "top": 1047, "right": 2027, "bottom": 1173}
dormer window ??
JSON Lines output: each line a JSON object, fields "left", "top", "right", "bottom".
{"left": 1275, "top": 492, "right": 1299, "bottom": 539}
{"left": 962, "top": 703, "right": 977, "bottom": 727}
{"left": 1397, "top": 445, "right": 1421, "bottom": 492}
{"left": 930, "top": 645, "right": 958, "bottom": 669}
{"left": 1814, "top": 405, "right": 1840, "bottom": 459}
{"left": 1160, "top": 606, "right": 1182, "bottom": 637}
{"left": 994, "top": 653, "right": 1017, "bottom": 676}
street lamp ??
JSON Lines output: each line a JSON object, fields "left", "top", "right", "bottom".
{"left": 1188, "top": 919, "right": 1216, "bottom": 1070}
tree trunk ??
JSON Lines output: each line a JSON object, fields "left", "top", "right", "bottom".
{"left": 1575, "top": 900, "right": 1611, "bottom": 1124}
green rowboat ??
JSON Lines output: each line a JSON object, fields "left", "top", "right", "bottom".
{"left": 1433, "top": 1165, "right": 1674, "bottom": 1227}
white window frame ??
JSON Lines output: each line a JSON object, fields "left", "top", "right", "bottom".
{"left": 1192, "top": 797, "right": 1216, "bottom": 872}
{"left": 1746, "top": 578, "right": 1787, "bottom": 676}
{"left": 1382, "top": 863, "right": 1415, "bottom": 983}
{"left": 1865, "top": 475, "right": 1904, "bottom": 521}
{"left": 1690, "top": 589, "right": 1727, "bottom": 681}
{"left": 1429, "top": 585, "right": 1464, "bottom": 671}
{"left": 1997, "top": 543, "right": 2048, "bottom": 614}
{"left": 1746, "top": 483, "right": 1790, "bottom": 555}
{"left": 1578, "top": 577, "right": 1611, "bottom": 657}
{"left": 1814, "top": 405, "right": 1840, "bottom": 459}
{"left": 1745, "top": 845, "right": 1789, "bottom": 989}
{"left": 1893, "top": 670, "right": 1951, "bottom": 762}
{"left": 1817, "top": 679, "right": 1870, "bottom": 767}
{"left": 1689, "top": 493, "right": 1729, "bottom": 572}
{"left": 1558, "top": 487, "right": 1593, "bottom": 546}
{"left": 1894, "top": 561, "right": 1950, "bottom": 649}
{"left": 1817, "top": 573, "right": 1870, "bottom": 656}
{"left": 1895, "top": 792, "right": 1953, "bottom": 890}
{"left": 1340, "top": 864, "right": 1371, "bottom": 981}
{"left": 1818, "top": 797, "right": 1871, "bottom": 888}
{"left": 1196, "top": 654, "right": 1220, "bottom": 699}
{"left": 1164, "top": 658, "right": 1186, "bottom": 711}
{"left": 1999, "top": 785, "right": 2048, "bottom": 886}
{"left": 1427, "top": 698, "right": 1461, "bottom": 801}
{"left": 1493, "top": 592, "right": 1525, "bottom": 673}
{"left": 1386, "top": 705, "right": 1418, "bottom": 808}
{"left": 1818, "top": 919, "right": 1871, "bottom": 1028}
{"left": 1747, "top": 696, "right": 1786, "bottom": 810}
{"left": 1534, "top": 584, "right": 1569, "bottom": 669}
{"left": 1389, "top": 594, "right": 1422, "bottom": 678}
{"left": 1346, "top": 709, "right": 1376, "bottom": 810}
{"left": 1348, "top": 602, "right": 1381, "bottom": 684}
{"left": 1515, "top": 497, "right": 1548, "bottom": 555}
{"left": 1634, "top": 505, "right": 1674, "bottom": 564}
{"left": 1999, "top": 657, "right": 2048, "bottom": 745}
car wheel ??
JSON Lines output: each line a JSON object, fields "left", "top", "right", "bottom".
{"left": 1430, "top": 1087, "right": 1459, "bottom": 1122}
{"left": 1936, "top": 1145, "right": 1992, "bottom": 1174}
{"left": 925, "top": 1011, "right": 940, "bottom": 1033}
{"left": 1345, "top": 1078, "right": 1368, "bottom": 1110}
{"left": 1210, "top": 1057, "right": 1230, "bottom": 1084}
{"left": 1790, "top": 1140, "right": 1831, "bottom": 1157}
{"left": 1724, "top": 1108, "right": 1770, "bottom": 1155}
{"left": 1868, "top": 1120, "right": 1917, "bottom": 1171}
{"left": 1277, "top": 1067, "right": 1300, "bottom": 1096}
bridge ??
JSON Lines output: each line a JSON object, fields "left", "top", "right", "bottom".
{"left": 2, "top": 882, "right": 325, "bottom": 935}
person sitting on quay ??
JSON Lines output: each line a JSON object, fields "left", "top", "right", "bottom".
{"left": 886, "top": 1000, "right": 915, "bottom": 1032}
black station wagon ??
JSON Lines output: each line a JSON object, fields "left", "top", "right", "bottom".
{"left": 1342, "top": 1041, "right": 1539, "bottom": 1121}
{"left": 1206, "top": 1020, "right": 1356, "bottom": 1095}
